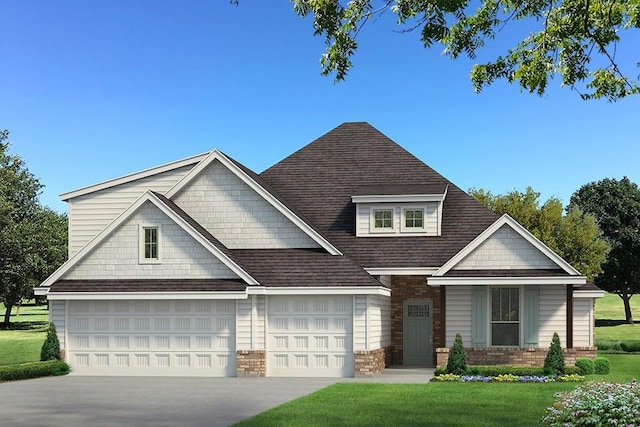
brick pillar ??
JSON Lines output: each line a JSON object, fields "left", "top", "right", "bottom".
{"left": 236, "top": 350, "right": 266, "bottom": 377}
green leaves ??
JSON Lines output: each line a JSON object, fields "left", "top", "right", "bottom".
{"left": 290, "top": 0, "right": 640, "bottom": 100}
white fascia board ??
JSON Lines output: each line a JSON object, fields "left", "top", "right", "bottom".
{"left": 165, "top": 150, "right": 343, "bottom": 256}
{"left": 246, "top": 286, "right": 391, "bottom": 296}
{"left": 574, "top": 290, "right": 605, "bottom": 298}
{"left": 427, "top": 276, "right": 588, "bottom": 286}
{"left": 34, "top": 287, "right": 49, "bottom": 296}
{"left": 433, "top": 214, "right": 582, "bottom": 277}
{"left": 39, "top": 191, "right": 258, "bottom": 288}
{"left": 46, "top": 291, "right": 249, "bottom": 300}
{"left": 351, "top": 194, "right": 446, "bottom": 204}
{"left": 365, "top": 267, "right": 438, "bottom": 276}
{"left": 60, "top": 152, "right": 210, "bottom": 201}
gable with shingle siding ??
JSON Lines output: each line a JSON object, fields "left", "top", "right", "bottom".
{"left": 64, "top": 201, "right": 240, "bottom": 280}
{"left": 172, "top": 159, "right": 321, "bottom": 249}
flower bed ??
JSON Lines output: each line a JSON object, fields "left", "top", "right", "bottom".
{"left": 433, "top": 373, "right": 584, "bottom": 383}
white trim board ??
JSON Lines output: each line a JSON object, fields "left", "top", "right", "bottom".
{"left": 39, "top": 191, "right": 259, "bottom": 288}
{"left": 365, "top": 267, "right": 438, "bottom": 276}
{"left": 427, "top": 276, "right": 587, "bottom": 286}
{"left": 164, "top": 150, "right": 343, "bottom": 256}
{"left": 433, "top": 214, "right": 582, "bottom": 277}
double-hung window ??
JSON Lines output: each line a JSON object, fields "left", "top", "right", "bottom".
{"left": 139, "top": 225, "right": 161, "bottom": 263}
{"left": 491, "top": 287, "right": 519, "bottom": 346}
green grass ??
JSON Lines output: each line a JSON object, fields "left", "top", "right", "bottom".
{"left": 0, "top": 303, "right": 49, "bottom": 366}
{"left": 595, "top": 293, "right": 640, "bottom": 342}
{"left": 236, "top": 354, "right": 640, "bottom": 427}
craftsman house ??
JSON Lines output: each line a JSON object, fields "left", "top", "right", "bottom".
{"left": 36, "top": 122, "right": 601, "bottom": 377}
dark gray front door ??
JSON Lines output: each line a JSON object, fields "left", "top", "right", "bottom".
{"left": 403, "top": 300, "right": 433, "bottom": 366}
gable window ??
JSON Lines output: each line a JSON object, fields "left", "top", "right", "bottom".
{"left": 139, "top": 225, "right": 161, "bottom": 264}
{"left": 404, "top": 209, "right": 424, "bottom": 229}
{"left": 491, "top": 287, "right": 519, "bottom": 346}
{"left": 373, "top": 209, "right": 393, "bottom": 229}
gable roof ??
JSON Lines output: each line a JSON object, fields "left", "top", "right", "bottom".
{"left": 165, "top": 149, "right": 343, "bottom": 256}
{"left": 260, "top": 122, "right": 499, "bottom": 268}
{"left": 433, "top": 214, "right": 582, "bottom": 277}
{"left": 39, "top": 191, "right": 259, "bottom": 288}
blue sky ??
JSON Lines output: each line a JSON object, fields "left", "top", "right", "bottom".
{"left": 2, "top": 1, "right": 638, "bottom": 213}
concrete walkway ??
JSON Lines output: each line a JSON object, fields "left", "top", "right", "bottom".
{"left": 0, "top": 368, "right": 433, "bottom": 427}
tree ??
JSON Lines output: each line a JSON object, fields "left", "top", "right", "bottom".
{"left": 569, "top": 177, "right": 640, "bottom": 324}
{"left": 41, "top": 322, "right": 61, "bottom": 361}
{"left": 0, "top": 131, "right": 68, "bottom": 326}
{"left": 447, "top": 332, "right": 468, "bottom": 375}
{"left": 544, "top": 332, "right": 565, "bottom": 375}
{"left": 287, "top": 0, "right": 640, "bottom": 101}
{"left": 469, "top": 187, "right": 608, "bottom": 281}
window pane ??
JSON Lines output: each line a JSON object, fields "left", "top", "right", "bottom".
{"left": 491, "top": 288, "right": 501, "bottom": 321}
{"left": 492, "top": 323, "right": 519, "bottom": 346}
{"left": 509, "top": 288, "right": 519, "bottom": 321}
{"left": 144, "top": 227, "right": 158, "bottom": 260}
{"left": 404, "top": 209, "right": 424, "bottom": 228}
{"left": 374, "top": 210, "right": 393, "bottom": 228}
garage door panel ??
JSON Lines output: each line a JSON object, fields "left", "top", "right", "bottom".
{"left": 67, "top": 300, "right": 236, "bottom": 377}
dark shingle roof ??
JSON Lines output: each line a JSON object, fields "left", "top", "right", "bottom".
{"left": 50, "top": 279, "right": 247, "bottom": 292}
{"left": 353, "top": 184, "right": 447, "bottom": 196}
{"left": 260, "top": 122, "right": 498, "bottom": 268}
{"left": 233, "top": 249, "right": 384, "bottom": 288}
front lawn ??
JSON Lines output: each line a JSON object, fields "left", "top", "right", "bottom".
{"left": 235, "top": 354, "right": 639, "bottom": 427}
{"left": 595, "top": 293, "right": 640, "bottom": 342}
{"left": 0, "top": 303, "right": 49, "bottom": 366}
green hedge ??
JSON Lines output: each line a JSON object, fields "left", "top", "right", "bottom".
{"left": 0, "top": 360, "right": 70, "bottom": 382}
{"left": 596, "top": 340, "right": 640, "bottom": 353}
{"left": 594, "top": 357, "right": 611, "bottom": 374}
{"left": 575, "top": 358, "right": 595, "bottom": 375}
{"left": 435, "top": 365, "right": 581, "bottom": 376}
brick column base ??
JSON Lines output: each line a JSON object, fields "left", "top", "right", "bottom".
{"left": 354, "top": 347, "right": 393, "bottom": 376}
{"left": 435, "top": 347, "right": 598, "bottom": 368}
{"left": 236, "top": 350, "right": 266, "bottom": 377}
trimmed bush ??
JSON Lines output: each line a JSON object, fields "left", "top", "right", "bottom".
{"left": 544, "top": 332, "right": 565, "bottom": 375}
{"left": 594, "top": 357, "right": 611, "bottom": 374}
{"left": 575, "top": 358, "right": 595, "bottom": 375}
{"left": 620, "top": 341, "right": 640, "bottom": 353}
{"left": 474, "top": 366, "right": 546, "bottom": 377}
{"left": 543, "top": 381, "right": 640, "bottom": 426}
{"left": 434, "top": 367, "right": 447, "bottom": 376}
{"left": 596, "top": 340, "right": 640, "bottom": 353}
{"left": 446, "top": 333, "right": 467, "bottom": 375}
{"left": 563, "top": 365, "right": 582, "bottom": 375}
{"left": 40, "top": 322, "right": 61, "bottom": 361}
{"left": 0, "top": 360, "right": 70, "bottom": 382}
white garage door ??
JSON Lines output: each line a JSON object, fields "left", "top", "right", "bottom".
{"left": 67, "top": 300, "right": 236, "bottom": 376}
{"left": 267, "top": 296, "right": 353, "bottom": 377}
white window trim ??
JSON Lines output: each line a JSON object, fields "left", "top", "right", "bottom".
{"left": 139, "top": 224, "right": 162, "bottom": 264}
{"left": 487, "top": 286, "right": 523, "bottom": 348}
{"left": 401, "top": 206, "right": 426, "bottom": 233}
{"left": 369, "top": 207, "right": 395, "bottom": 234}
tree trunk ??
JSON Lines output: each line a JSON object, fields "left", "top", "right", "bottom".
{"left": 3, "top": 304, "right": 12, "bottom": 326}
{"left": 620, "top": 293, "right": 634, "bottom": 324}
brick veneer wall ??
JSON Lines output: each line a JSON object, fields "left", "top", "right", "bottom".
{"left": 354, "top": 347, "right": 393, "bottom": 375}
{"left": 390, "top": 276, "right": 442, "bottom": 365}
{"left": 435, "top": 347, "right": 598, "bottom": 368}
{"left": 236, "top": 350, "right": 266, "bottom": 377}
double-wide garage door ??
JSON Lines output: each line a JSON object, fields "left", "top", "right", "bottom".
{"left": 67, "top": 300, "right": 236, "bottom": 376}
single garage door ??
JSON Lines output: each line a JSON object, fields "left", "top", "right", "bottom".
{"left": 267, "top": 296, "right": 353, "bottom": 377}
{"left": 67, "top": 299, "right": 236, "bottom": 376}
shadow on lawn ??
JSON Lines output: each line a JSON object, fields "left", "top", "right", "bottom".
{"left": 0, "top": 321, "right": 48, "bottom": 331}
{"left": 596, "top": 319, "right": 640, "bottom": 327}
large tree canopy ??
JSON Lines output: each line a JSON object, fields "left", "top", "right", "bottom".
{"left": 570, "top": 177, "right": 640, "bottom": 323}
{"left": 289, "top": 0, "right": 640, "bottom": 101}
{"left": 0, "top": 131, "right": 68, "bottom": 325}
{"left": 470, "top": 187, "right": 608, "bottom": 281}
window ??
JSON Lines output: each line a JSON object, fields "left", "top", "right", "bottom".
{"left": 491, "top": 288, "right": 519, "bottom": 346}
{"left": 139, "top": 225, "right": 161, "bottom": 263}
{"left": 404, "top": 209, "right": 424, "bottom": 228}
{"left": 373, "top": 209, "right": 393, "bottom": 229}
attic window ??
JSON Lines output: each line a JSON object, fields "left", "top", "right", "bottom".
{"left": 404, "top": 209, "right": 424, "bottom": 229}
{"left": 139, "top": 225, "right": 161, "bottom": 264}
{"left": 373, "top": 209, "right": 393, "bottom": 229}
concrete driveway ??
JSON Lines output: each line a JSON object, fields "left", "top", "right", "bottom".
{"left": 1, "top": 376, "right": 339, "bottom": 427}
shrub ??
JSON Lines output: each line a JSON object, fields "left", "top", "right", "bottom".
{"left": 594, "top": 357, "right": 611, "bottom": 374}
{"left": 620, "top": 341, "right": 640, "bottom": 353}
{"left": 574, "top": 358, "right": 595, "bottom": 375}
{"left": 544, "top": 332, "right": 565, "bottom": 375}
{"left": 40, "top": 322, "right": 61, "bottom": 361}
{"left": 434, "top": 367, "right": 447, "bottom": 376}
{"left": 446, "top": 332, "right": 467, "bottom": 375}
{"left": 0, "top": 360, "right": 70, "bottom": 382}
{"left": 563, "top": 365, "right": 582, "bottom": 375}
{"left": 542, "top": 381, "right": 640, "bottom": 426}
{"left": 475, "top": 366, "right": 546, "bottom": 376}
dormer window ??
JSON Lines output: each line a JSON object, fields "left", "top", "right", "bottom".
{"left": 139, "top": 225, "right": 161, "bottom": 264}
{"left": 374, "top": 209, "right": 393, "bottom": 229}
{"left": 404, "top": 209, "right": 424, "bottom": 229}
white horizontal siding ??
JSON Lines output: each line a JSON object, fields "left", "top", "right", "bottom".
{"left": 68, "top": 165, "right": 194, "bottom": 256}
{"left": 455, "top": 225, "right": 558, "bottom": 270}
{"left": 255, "top": 295, "right": 266, "bottom": 349}
{"left": 236, "top": 296, "right": 267, "bottom": 350}
{"left": 354, "top": 295, "right": 367, "bottom": 350}
{"left": 539, "top": 285, "right": 567, "bottom": 346}
{"left": 50, "top": 301, "right": 66, "bottom": 349}
{"left": 236, "top": 299, "right": 252, "bottom": 350}
{"left": 446, "top": 286, "right": 472, "bottom": 347}
{"left": 64, "top": 201, "right": 239, "bottom": 280}
{"left": 174, "top": 160, "right": 320, "bottom": 249}
{"left": 367, "top": 295, "right": 391, "bottom": 349}
{"left": 573, "top": 298, "right": 593, "bottom": 347}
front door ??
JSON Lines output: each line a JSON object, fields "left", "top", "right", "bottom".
{"left": 403, "top": 300, "right": 433, "bottom": 366}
